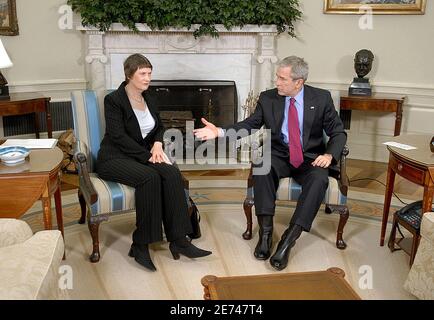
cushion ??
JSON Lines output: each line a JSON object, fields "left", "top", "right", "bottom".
{"left": 248, "top": 177, "right": 347, "bottom": 206}
{"left": 0, "top": 229, "right": 65, "bottom": 300}
{"left": 89, "top": 173, "right": 136, "bottom": 216}
{"left": 0, "top": 219, "right": 33, "bottom": 248}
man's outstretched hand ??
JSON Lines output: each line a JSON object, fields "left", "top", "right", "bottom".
{"left": 193, "top": 118, "right": 220, "bottom": 140}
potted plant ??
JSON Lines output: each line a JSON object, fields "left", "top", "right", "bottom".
{"left": 67, "top": 0, "right": 302, "bottom": 38}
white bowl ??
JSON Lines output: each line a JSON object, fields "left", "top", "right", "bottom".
{"left": 0, "top": 146, "right": 30, "bottom": 165}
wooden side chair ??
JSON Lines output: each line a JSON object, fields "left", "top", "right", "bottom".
{"left": 71, "top": 90, "right": 193, "bottom": 263}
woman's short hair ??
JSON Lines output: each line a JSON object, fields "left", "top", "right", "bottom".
{"left": 124, "top": 54, "right": 153, "bottom": 83}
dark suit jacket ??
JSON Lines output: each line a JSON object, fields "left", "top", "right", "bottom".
{"left": 224, "top": 85, "right": 347, "bottom": 164}
{"left": 97, "top": 81, "right": 165, "bottom": 165}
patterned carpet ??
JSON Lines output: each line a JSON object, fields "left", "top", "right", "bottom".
{"left": 60, "top": 204, "right": 414, "bottom": 299}
{"left": 22, "top": 187, "right": 400, "bottom": 234}
{"left": 18, "top": 187, "right": 416, "bottom": 300}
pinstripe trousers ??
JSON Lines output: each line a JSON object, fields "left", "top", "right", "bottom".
{"left": 96, "top": 158, "right": 193, "bottom": 245}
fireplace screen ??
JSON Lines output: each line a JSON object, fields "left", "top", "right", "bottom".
{"left": 149, "top": 80, "right": 237, "bottom": 130}
{"left": 148, "top": 80, "right": 238, "bottom": 161}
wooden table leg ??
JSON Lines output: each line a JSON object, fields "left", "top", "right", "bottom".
{"left": 394, "top": 100, "right": 403, "bottom": 136}
{"left": 45, "top": 99, "right": 53, "bottom": 138}
{"left": 41, "top": 185, "right": 52, "bottom": 230}
{"left": 54, "top": 185, "right": 64, "bottom": 238}
{"left": 34, "top": 112, "right": 40, "bottom": 139}
{"left": 387, "top": 214, "right": 398, "bottom": 251}
{"left": 409, "top": 235, "right": 421, "bottom": 267}
{"left": 381, "top": 162, "right": 395, "bottom": 246}
{"left": 422, "top": 186, "right": 433, "bottom": 214}
{"left": 54, "top": 184, "right": 66, "bottom": 260}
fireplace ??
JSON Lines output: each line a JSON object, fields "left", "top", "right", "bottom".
{"left": 78, "top": 24, "right": 278, "bottom": 167}
{"left": 149, "top": 80, "right": 237, "bottom": 161}
{"left": 149, "top": 80, "right": 237, "bottom": 130}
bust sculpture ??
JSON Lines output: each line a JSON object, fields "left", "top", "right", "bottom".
{"left": 349, "top": 49, "right": 374, "bottom": 96}
{"left": 354, "top": 49, "right": 374, "bottom": 78}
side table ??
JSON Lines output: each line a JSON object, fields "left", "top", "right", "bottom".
{"left": 340, "top": 92, "right": 405, "bottom": 136}
{"left": 0, "top": 93, "right": 52, "bottom": 138}
{"left": 0, "top": 147, "right": 64, "bottom": 240}
{"left": 380, "top": 134, "right": 434, "bottom": 266}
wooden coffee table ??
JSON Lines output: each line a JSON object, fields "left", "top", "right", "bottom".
{"left": 201, "top": 267, "right": 361, "bottom": 300}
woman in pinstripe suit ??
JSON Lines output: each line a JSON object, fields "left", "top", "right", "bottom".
{"left": 96, "top": 54, "right": 211, "bottom": 271}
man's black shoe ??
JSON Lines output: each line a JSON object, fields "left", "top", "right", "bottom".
{"left": 254, "top": 215, "right": 273, "bottom": 260}
{"left": 269, "top": 224, "right": 302, "bottom": 271}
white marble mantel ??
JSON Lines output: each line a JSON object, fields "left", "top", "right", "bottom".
{"left": 78, "top": 23, "right": 278, "bottom": 120}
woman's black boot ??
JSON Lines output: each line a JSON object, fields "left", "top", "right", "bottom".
{"left": 128, "top": 243, "right": 157, "bottom": 271}
{"left": 169, "top": 236, "right": 212, "bottom": 260}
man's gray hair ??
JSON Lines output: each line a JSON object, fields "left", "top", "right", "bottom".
{"left": 277, "top": 56, "right": 309, "bottom": 82}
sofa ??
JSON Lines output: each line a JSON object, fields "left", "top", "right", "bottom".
{"left": 404, "top": 212, "right": 434, "bottom": 300}
{"left": 0, "top": 219, "right": 65, "bottom": 300}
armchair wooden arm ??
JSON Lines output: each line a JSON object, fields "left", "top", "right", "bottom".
{"left": 328, "top": 145, "right": 350, "bottom": 197}
{"left": 74, "top": 152, "right": 98, "bottom": 205}
{"left": 73, "top": 141, "right": 98, "bottom": 225}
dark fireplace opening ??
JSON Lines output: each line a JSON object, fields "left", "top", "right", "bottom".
{"left": 148, "top": 80, "right": 238, "bottom": 161}
{"left": 149, "top": 80, "right": 237, "bottom": 130}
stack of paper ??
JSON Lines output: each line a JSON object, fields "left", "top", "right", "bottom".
{"left": 383, "top": 141, "right": 417, "bottom": 151}
{"left": 1, "top": 139, "right": 58, "bottom": 149}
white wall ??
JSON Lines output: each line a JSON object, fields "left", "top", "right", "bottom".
{"left": 1, "top": 0, "right": 86, "bottom": 100}
{"left": 277, "top": 0, "right": 434, "bottom": 161}
{"left": 1, "top": 0, "right": 433, "bottom": 160}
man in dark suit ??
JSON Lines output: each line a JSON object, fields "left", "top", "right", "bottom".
{"left": 194, "top": 56, "right": 347, "bottom": 270}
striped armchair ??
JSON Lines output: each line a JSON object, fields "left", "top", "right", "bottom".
{"left": 241, "top": 133, "right": 350, "bottom": 250}
{"left": 71, "top": 90, "right": 192, "bottom": 263}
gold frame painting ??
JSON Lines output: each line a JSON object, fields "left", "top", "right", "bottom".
{"left": 324, "top": 0, "right": 426, "bottom": 15}
{"left": 0, "top": 0, "right": 18, "bottom": 36}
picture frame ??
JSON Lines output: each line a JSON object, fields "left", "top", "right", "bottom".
{"left": 0, "top": 0, "right": 19, "bottom": 36}
{"left": 324, "top": 0, "right": 427, "bottom": 15}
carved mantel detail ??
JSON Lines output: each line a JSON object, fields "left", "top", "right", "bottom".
{"left": 77, "top": 24, "right": 278, "bottom": 116}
